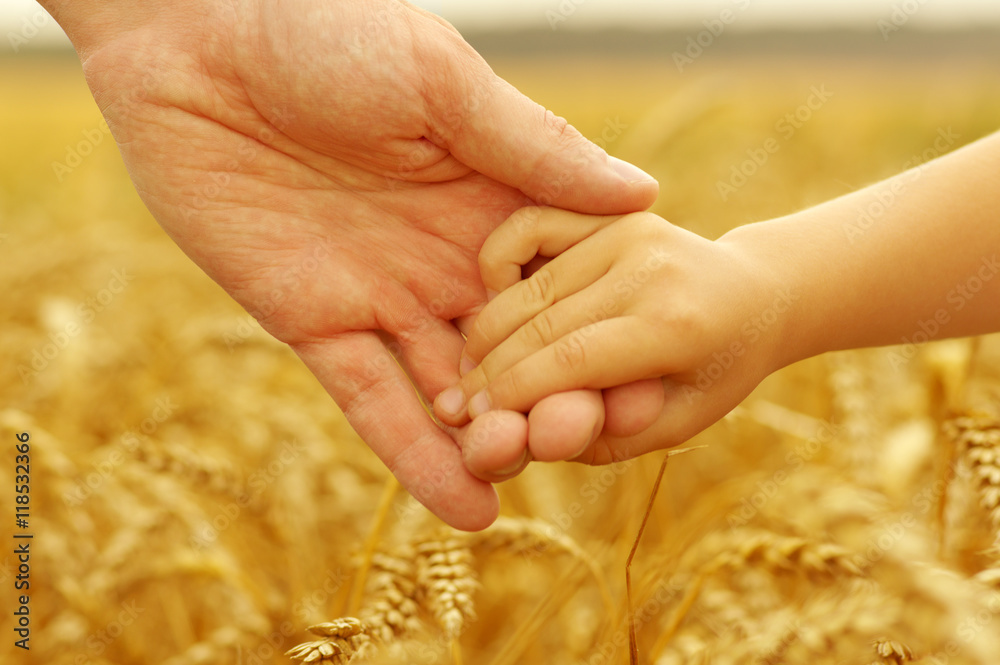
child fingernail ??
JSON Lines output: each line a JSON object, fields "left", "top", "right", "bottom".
{"left": 469, "top": 390, "right": 492, "bottom": 418}
{"left": 436, "top": 387, "right": 466, "bottom": 417}
{"left": 460, "top": 355, "right": 477, "bottom": 376}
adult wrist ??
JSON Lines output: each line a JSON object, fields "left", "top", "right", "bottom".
{"left": 37, "top": 0, "right": 204, "bottom": 57}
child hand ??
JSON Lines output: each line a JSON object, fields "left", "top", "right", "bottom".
{"left": 435, "top": 206, "right": 790, "bottom": 463}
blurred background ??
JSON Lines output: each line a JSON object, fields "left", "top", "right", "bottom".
{"left": 4, "top": 2, "right": 1000, "bottom": 664}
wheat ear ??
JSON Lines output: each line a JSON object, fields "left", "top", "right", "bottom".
{"left": 869, "top": 638, "right": 914, "bottom": 664}
{"left": 415, "top": 538, "right": 479, "bottom": 640}
{"left": 462, "top": 516, "right": 614, "bottom": 618}
{"left": 946, "top": 413, "right": 1000, "bottom": 531}
{"left": 703, "top": 528, "right": 864, "bottom": 578}
{"left": 286, "top": 618, "right": 365, "bottom": 664}
{"left": 357, "top": 546, "right": 423, "bottom": 645}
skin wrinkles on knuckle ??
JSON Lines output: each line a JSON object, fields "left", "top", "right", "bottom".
{"left": 523, "top": 267, "right": 557, "bottom": 310}
{"left": 493, "top": 367, "right": 530, "bottom": 409}
{"left": 524, "top": 310, "right": 557, "bottom": 348}
{"left": 541, "top": 108, "right": 576, "bottom": 154}
{"left": 521, "top": 108, "right": 582, "bottom": 191}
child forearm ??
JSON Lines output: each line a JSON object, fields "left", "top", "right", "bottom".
{"left": 726, "top": 130, "right": 1000, "bottom": 371}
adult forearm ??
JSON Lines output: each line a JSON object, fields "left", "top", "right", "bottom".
{"left": 730, "top": 130, "right": 1000, "bottom": 370}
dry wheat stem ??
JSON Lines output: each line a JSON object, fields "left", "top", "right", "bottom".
{"left": 349, "top": 476, "right": 400, "bottom": 615}
{"left": 628, "top": 452, "right": 672, "bottom": 665}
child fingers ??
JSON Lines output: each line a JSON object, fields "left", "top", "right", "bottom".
{"left": 463, "top": 243, "right": 614, "bottom": 365}
{"left": 458, "top": 281, "right": 628, "bottom": 404}
{"left": 469, "top": 316, "right": 665, "bottom": 418}
{"left": 435, "top": 284, "right": 614, "bottom": 428}
{"left": 478, "top": 206, "right": 627, "bottom": 295}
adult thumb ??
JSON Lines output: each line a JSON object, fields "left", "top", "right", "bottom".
{"left": 422, "top": 28, "right": 659, "bottom": 214}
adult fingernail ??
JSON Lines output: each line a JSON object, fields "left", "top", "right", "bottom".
{"left": 460, "top": 355, "right": 477, "bottom": 376}
{"left": 469, "top": 390, "right": 492, "bottom": 419}
{"left": 610, "top": 156, "right": 656, "bottom": 184}
{"left": 436, "top": 386, "right": 466, "bottom": 417}
{"left": 495, "top": 449, "right": 531, "bottom": 476}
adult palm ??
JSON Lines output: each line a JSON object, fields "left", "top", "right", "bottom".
{"left": 55, "top": 0, "right": 658, "bottom": 528}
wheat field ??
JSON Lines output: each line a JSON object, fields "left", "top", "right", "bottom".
{"left": 3, "top": 43, "right": 1000, "bottom": 665}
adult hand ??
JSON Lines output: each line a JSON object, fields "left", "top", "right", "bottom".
{"left": 42, "top": 0, "right": 659, "bottom": 529}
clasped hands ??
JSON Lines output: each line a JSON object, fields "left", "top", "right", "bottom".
{"left": 436, "top": 206, "right": 779, "bottom": 499}
{"left": 49, "top": 0, "right": 781, "bottom": 531}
